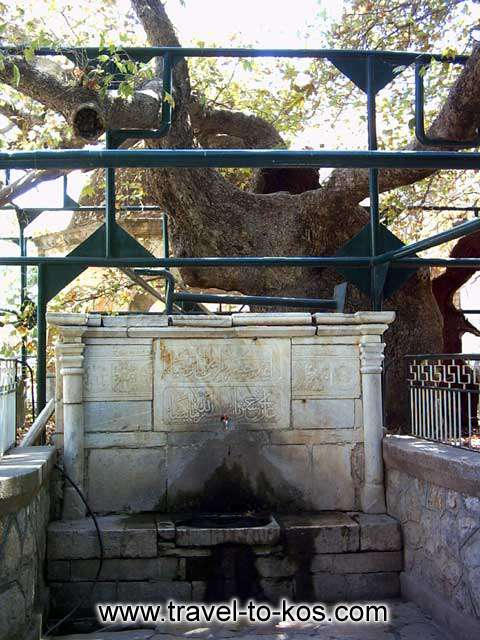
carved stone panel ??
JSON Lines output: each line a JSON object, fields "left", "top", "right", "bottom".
{"left": 83, "top": 344, "right": 153, "bottom": 401}
{"left": 292, "top": 344, "right": 360, "bottom": 399}
{"left": 154, "top": 338, "right": 290, "bottom": 430}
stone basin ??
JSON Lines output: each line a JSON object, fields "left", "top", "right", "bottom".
{"left": 175, "top": 513, "right": 280, "bottom": 546}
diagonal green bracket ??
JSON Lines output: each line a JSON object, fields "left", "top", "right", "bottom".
{"left": 44, "top": 223, "right": 154, "bottom": 302}
{"left": 327, "top": 54, "right": 416, "bottom": 94}
{"left": 334, "top": 222, "right": 417, "bottom": 300}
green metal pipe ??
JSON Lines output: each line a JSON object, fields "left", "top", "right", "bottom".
{"left": 375, "top": 216, "right": 480, "bottom": 264}
{"left": 105, "top": 131, "right": 116, "bottom": 257}
{"left": 0, "top": 255, "right": 373, "bottom": 267}
{"left": 162, "top": 213, "right": 170, "bottom": 262}
{"left": 415, "top": 63, "right": 480, "bottom": 147}
{"left": 366, "top": 55, "right": 381, "bottom": 311}
{"left": 4, "top": 255, "right": 480, "bottom": 269}
{"left": 396, "top": 257, "right": 480, "bottom": 268}
{"left": 162, "top": 213, "right": 170, "bottom": 303}
{"left": 0, "top": 206, "right": 165, "bottom": 212}
{"left": 132, "top": 268, "right": 175, "bottom": 313}
{"left": 0, "top": 45, "right": 469, "bottom": 64}
{"left": 109, "top": 53, "right": 173, "bottom": 145}
{"left": 36, "top": 264, "right": 46, "bottom": 412}
{"left": 3, "top": 149, "right": 480, "bottom": 170}
{"left": 174, "top": 291, "right": 337, "bottom": 309}
{"left": 19, "top": 228, "right": 27, "bottom": 379}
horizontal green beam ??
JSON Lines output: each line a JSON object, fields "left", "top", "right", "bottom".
{"left": 0, "top": 205, "right": 164, "bottom": 213}
{"left": 399, "top": 257, "right": 480, "bottom": 268}
{"left": 1, "top": 255, "right": 480, "bottom": 269}
{"left": 175, "top": 291, "right": 337, "bottom": 309}
{"left": 375, "top": 216, "right": 480, "bottom": 264}
{"left": 0, "top": 46, "right": 469, "bottom": 63}
{"left": 0, "top": 255, "right": 372, "bottom": 267}
{"left": 2, "top": 149, "right": 480, "bottom": 170}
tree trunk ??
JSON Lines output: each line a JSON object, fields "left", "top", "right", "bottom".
{"left": 6, "top": 0, "right": 480, "bottom": 430}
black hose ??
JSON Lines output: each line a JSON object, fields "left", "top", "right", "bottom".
{"left": 22, "top": 359, "right": 35, "bottom": 422}
{"left": 12, "top": 357, "right": 35, "bottom": 423}
{"left": 44, "top": 464, "right": 104, "bottom": 637}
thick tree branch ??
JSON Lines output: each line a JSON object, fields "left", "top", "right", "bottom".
{"left": 0, "top": 101, "right": 44, "bottom": 130}
{"left": 0, "top": 57, "right": 97, "bottom": 119}
{"left": 432, "top": 229, "right": 480, "bottom": 351}
{"left": 0, "top": 56, "right": 162, "bottom": 140}
{"left": 0, "top": 169, "right": 68, "bottom": 207}
{"left": 131, "top": 0, "right": 192, "bottom": 145}
{"left": 325, "top": 43, "right": 480, "bottom": 203}
{"left": 189, "top": 97, "right": 285, "bottom": 149}
{"left": 130, "top": 0, "right": 181, "bottom": 46}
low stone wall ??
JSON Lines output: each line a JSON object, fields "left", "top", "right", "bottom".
{"left": 48, "top": 311, "right": 394, "bottom": 518}
{"left": 384, "top": 435, "right": 480, "bottom": 640}
{"left": 0, "top": 446, "right": 55, "bottom": 640}
{"left": 47, "top": 511, "right": 402, "bottom": 624}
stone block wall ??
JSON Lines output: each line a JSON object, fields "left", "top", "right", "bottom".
{"left": 0, "top": 447, "right": 55, "bottom": 640}
{"left": 48, "top": 311, "right": 394, "bottom": 518}
{"left": 47, "top": 511, "right": 402, "bottom": 624}
{"left": 384, "top": 435, "right": 480, "bottom": 640}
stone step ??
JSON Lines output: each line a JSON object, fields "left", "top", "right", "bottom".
{"left": 53, "top": 600, "right": 450, "bottom": 640}
{"left": 47, "top": 512, "right": 402, "bottom": 560}
{"left": 47, "top": 511, "right": 403, "bottom": 619}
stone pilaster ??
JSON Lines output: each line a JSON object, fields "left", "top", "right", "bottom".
{"left": 360, "top": 337, "right": 386, "bottom": 513}
{"left": 58, "top": 327, "right": 86, "bottom": 519}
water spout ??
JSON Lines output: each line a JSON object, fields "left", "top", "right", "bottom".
{"left": 221, "top": 414, "right": 234, "bottom": 430}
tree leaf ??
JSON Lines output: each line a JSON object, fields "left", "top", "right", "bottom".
{"left": 11, "top": 64, "right": 20, "bottom": 87}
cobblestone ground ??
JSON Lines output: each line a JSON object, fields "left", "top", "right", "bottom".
{"left": 52, "top": 600, "right": 447, "bottom": 640}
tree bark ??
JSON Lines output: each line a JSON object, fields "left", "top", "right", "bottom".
{"left": 3, "top": 0, "right": 480, "bottom": 427}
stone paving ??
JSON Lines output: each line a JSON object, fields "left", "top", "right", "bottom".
{"left": 52, "top": 599, "right": 447, "bottom": 640}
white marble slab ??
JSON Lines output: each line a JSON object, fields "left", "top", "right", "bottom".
{"left": 47, "top": 312, "right": 88, "bottom": 326}
{"left": 154, "top": 338, "right": 290, "bottom": 430}
{"left": 83, "top": 343, "right": 153, "bottom": 401}
{"left": 84, "top": 401, "right": 152, "bottom": 432}
{"left": 170, "top": 315, "right": 232, "bottom": 327}
{"left": 85, "top": 432, "right": 166, "bottom": 448}
{"left": 232, "top": 312, "right": 312, "bottom": 326}
{"left": 103, "top": 314, "right": 169, "bottom": 327}
{"left": 313, "top": 311, "right": 396, "bottom": 325}
{"left": 292, "top": 344, "right": 361, "bottom": 399}
{"left": 87, "top": 447, "right": 166, "bottom": 512}
{"left": 234, "top": 326, "right": 316, "bottom": 338}
{"left": 292, "top": 398, "right": 356, "bottom": 429}
{"left": 311, "top": 443, "right": 358, "bottom": 510}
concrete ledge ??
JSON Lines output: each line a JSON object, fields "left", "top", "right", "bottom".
{"left": 400, "top": 572, "right": 480, "bottom": 640}
{"left": 383, "top": 435, "right": 480, "bottom": 498}
{"left": 0, "top": 446, "right": 56, "bottom": 515}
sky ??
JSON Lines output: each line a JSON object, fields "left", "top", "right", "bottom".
{"left": 1, "top": 0, "right": 480, "bottom": 352}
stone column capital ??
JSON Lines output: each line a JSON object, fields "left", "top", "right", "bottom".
{"left": 360, "top": 340, "right": 385, "bottom": 374}
{"left": 57, "top": 325, "right": 87, "bottom": 343}
{"left": 58, "top": 342, "right": 85, "bottom": 376}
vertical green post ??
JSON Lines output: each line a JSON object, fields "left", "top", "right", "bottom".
{"left": 366, "top": 56, "right": 382, "bottom": 311}
{"left": 162, "top": 213, "right": 170, "bottom": 261}
{"left": 162, "top": 213, "right": 170, "bottom": 309}
{"left": 19, "top": 226, "right": 28, "bottom": 379}
{"left": 105, "top": 131, "right": 116, "bottom": 257}
{"left": 36, "top": 264, "right": 47, "bottom": 413}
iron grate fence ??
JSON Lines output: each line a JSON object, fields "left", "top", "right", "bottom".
{"left": 406, "top": 354, "right": 480, "bottom": 451}
{"left": 0, "top": 358, "right": 18, "bottom": 456}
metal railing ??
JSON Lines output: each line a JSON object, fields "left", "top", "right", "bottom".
{"left": 406, "top": 354, "right": 480, "bottom": 451}
{"left": 1, "top": 46, "right": 480, "bottom": 413}
{"left": 0, "top": 359, "right": 18, "bottom": 456}
{"left": 19, "top": 398, "right": 54, "bottom": 447}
